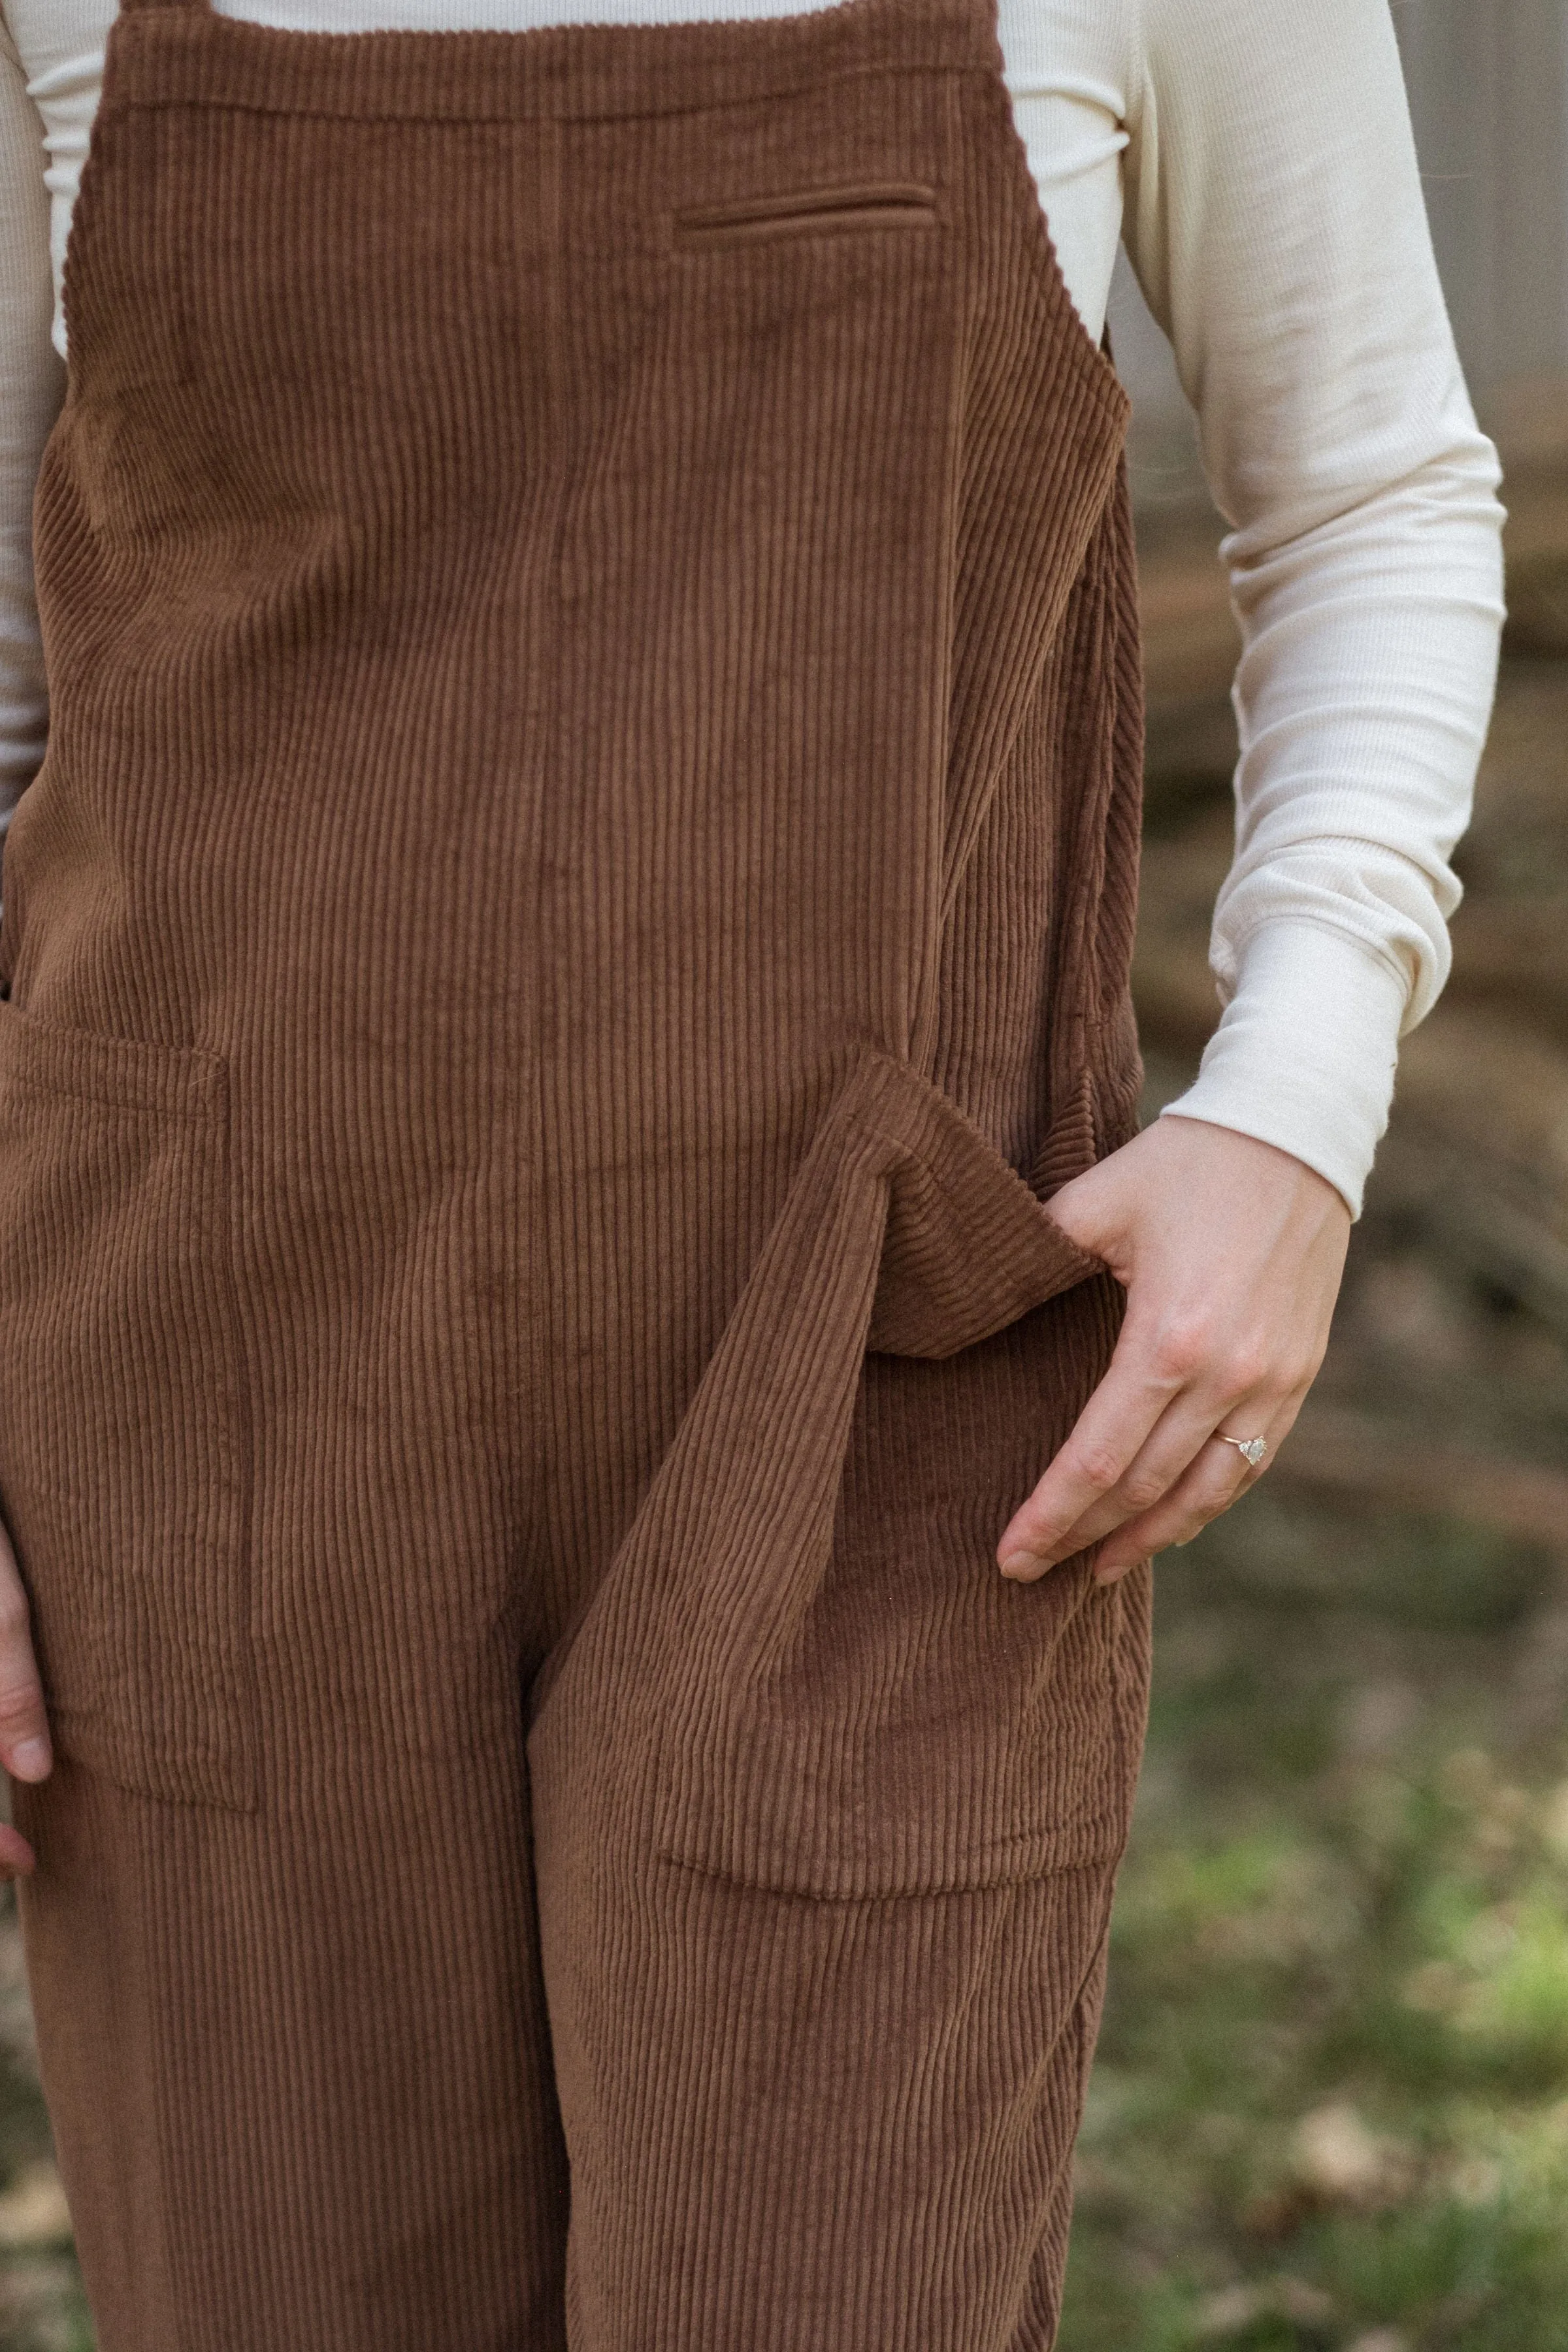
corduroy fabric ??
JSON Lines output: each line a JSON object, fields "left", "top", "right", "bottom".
{"left": 0, "top": 0, "right": 1153, "bottom": 2340}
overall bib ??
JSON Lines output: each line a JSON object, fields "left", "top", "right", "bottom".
{"left": 0, "top": 0, "right": 1153, "bottom": 2340}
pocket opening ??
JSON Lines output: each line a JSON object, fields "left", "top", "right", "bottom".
{"left": 671, "top": 178, "right": 938, "bottom": 249}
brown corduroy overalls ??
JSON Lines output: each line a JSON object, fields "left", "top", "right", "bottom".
{"left": 0, "top": 0, "right": 1153, "bottom": 2340}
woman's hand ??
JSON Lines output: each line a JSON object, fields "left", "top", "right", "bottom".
{"left": 0, "top": 1522, "right": 51, "bottom": 1878}
{"left": 996, "top": 1115, "right": 1352, "bottom": 1586}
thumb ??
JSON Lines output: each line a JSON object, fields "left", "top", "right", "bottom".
{"left": 1042, "top": 1154, "right": 1132, "bottom": 1269}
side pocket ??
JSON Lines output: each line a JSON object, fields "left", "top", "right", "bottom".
{"left": 0, "top": 1000, "right": 256, "bottom": 1810}
{"left": 527, "top": 1046, "right": 1128, "bottom": 1903}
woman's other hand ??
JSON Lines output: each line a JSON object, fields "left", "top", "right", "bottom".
{"left": 996, "top": 1115, "right": 1352, "bottom": 1586}
{"left": 0, "top": 1520, "right": 50, "bottom": 1877}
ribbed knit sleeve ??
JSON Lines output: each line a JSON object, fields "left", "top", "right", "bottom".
{"left": 1116, "top": 0, "right": 1506, "bottom": 1213}
{"left": 0, "top": 1, "right": 64, "bottom": 834}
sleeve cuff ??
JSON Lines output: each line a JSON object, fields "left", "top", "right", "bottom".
{"left": 1156, "top": 919, "right": 1413, "bottom": 1218}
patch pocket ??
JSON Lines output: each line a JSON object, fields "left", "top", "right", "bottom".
{"left": 670, "top": 178, "right": 938, "bottom": 250}
{"left": 654, "top": 1311, "right": 1145, "bottom": 1903}
{"left": 527, "top": 1047, "right": 1143, "bottom": 1903}
{"left": 0, "top": 999, "right": 257, "bottom": 1810}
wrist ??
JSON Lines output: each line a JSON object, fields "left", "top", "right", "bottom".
{"left": 1158, "top": 921, "right": 1412, "bottom": 1217}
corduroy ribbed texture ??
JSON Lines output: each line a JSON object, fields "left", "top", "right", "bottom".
{"left": 1, "top": 0, "right": 1152, "bottom": 2340}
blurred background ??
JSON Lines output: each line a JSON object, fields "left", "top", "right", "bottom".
{"left": 1059, "top": 3, "right": 1568, "bottom": 2345}
{"left": 0, "top": 3, "right": 1565, "bottom": 2346}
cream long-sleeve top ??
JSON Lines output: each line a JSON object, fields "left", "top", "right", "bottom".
{"left": 0, "top": 0, "right": 1507, "bottom": 1217}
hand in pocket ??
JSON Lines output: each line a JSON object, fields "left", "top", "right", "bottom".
{"left": 0, "top": 1516, "right": 52, "bottom": 1876}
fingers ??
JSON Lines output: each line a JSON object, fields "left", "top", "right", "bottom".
{"left": 0, "top": 1823, "right": 38, "bottom": 1881}
{"left": 0, "top": 1523, "right": 51, "bottom": 1782}
{"left": 997, "top": 1294, "right": 1294, "bottom": 1581}
{"left": 995, "top": 1326, "right": 1190, "bottom": 1579}
{"left": 1092, "top": 1390, "right": 1304, "bottom": 1583}
{"left": 1017, "top": 1385, "right": 1257, "bottom": 1570}
{"left": 0, "top": 1530, "right": 50, "bottom": 1882}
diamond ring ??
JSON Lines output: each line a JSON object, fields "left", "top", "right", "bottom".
{"left": 1217, "top": 1433, "right": 1268, "bottom": 1468}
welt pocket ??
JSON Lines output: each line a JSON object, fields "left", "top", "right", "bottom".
{"left": 670, "top": 178, "right": 939, "bottom": 251}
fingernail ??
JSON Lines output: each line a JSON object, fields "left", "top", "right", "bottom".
{"left": 1001, "top": 1551, "right": 1044, "bottom": 1580}
{"left": 9, "top": 1739, "right": 51, "bottom": 1780}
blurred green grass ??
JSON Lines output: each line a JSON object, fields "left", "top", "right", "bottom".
{"left": 1060, "top": 1495, "right": 1568, "bottom": 2352}
{"left": 0, "top": 1891, "right": 89, "bottom": 2351}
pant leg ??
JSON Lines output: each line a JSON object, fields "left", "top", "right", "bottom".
{"left": 529, "top": 1291, "right": 1152, "bottom": 2352}
{"left": 14, "top": 1731, "right": 570, "bottom": 2352}
{"left": 541, "top": 1846, "right": 1120, "bottom": 2352}
{"left": 9, "top": 1190, "right": 573, "bottom": 2352}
